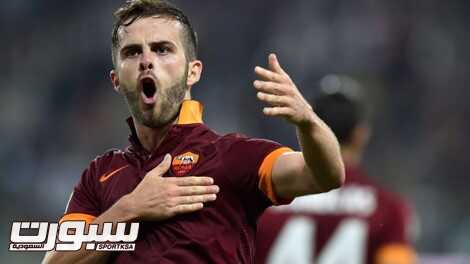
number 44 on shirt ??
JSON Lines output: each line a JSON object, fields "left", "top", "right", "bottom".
{"left": 267, "top": 217, "right": 367, "bottom": 264}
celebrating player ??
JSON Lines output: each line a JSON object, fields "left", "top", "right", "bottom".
{"left": 256, "top": 77, "right": 416, "bottom": 264}
{"left": 43, "top": 0, "right": 344, "bottom": 263}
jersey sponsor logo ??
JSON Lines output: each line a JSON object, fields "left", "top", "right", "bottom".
{"left": 99, "top": 165, "right": 129, "bottom": 183}
{"left": 172, "top": 151, "right": 199, "bottom": 176}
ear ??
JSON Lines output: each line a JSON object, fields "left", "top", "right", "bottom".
{"left": 110, "top": 69, "right": 121, "bottom": 93}
{"left": 186, "top": 60, "right": 203, "bottom": 87}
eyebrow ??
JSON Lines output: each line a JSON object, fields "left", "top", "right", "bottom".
{"left": 120, "top": 44, "right": 141, "bottom": 53}
{"left": 120, "top": 41, "right": 176, "bottom": 52}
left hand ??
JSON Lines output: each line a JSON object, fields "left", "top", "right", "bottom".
{"left": 254, "top": 53, "right": 314, "bottom": 127}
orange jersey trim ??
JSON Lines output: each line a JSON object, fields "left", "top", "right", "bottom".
{"left": 258, "top": 147, "right": 294, "bottom": 205}
{"left": 177, "top": 100, "right": 204, "bottom": 125}
{"left": 376, "top": 244, "right": 417, "bottom": 264}
{"left": 59, "top": 213, "right": 97, "bottom": 224}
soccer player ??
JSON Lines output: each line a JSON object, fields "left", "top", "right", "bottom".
{"left": 43, "top": 1, "right": 344, "bottom": 263}
{"left": 256, "top": 80, "right": 416, "bottom": 264}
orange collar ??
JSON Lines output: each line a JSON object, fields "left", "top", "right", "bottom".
{"left": 176, "top": 100, "right": 204, "bottom": 125}
{"left": 126, "top": 100, "right": 204, "bottom": 153}
{"left": 126, "top": 100, "right": 204, "bottom": 137}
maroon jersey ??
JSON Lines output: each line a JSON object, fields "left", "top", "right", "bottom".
{"left": 256, "top": 166, "right": 415, "bottom": 264}
{"left": 61, "top": 100, "right": 292, "bottom": 264}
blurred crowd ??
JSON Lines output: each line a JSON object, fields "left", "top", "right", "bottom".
{"left": 1, "top": 0, "right": 469, "bottom": 262}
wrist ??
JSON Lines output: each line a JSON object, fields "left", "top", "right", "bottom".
{"left": 297, "top": 110, "right": 318, "bottom": 131}
{"left": 115, "top": 193, "right": 139, "bottom": 222}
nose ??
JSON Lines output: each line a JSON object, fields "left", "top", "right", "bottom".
{"left": 139, "top": 54, "right": 153, "bottom": 71}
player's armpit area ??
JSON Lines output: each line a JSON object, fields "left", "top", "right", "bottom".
{"left": 258, "top": 147, "right": 294, "bottom": 205}
{"left": 375, "top": 244, "right": 417, "bottom": 264}
{"left": 59, "top": 213, "right": 97, "bottom": 224}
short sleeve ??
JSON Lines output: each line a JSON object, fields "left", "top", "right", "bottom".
{"left": 60, "top": 163, "right": 101, "bottom": 224}
{"left": 379, "top": 199, "right": 413, "bottom": 244}
{"left": 375, "top": 198, "right": 417, "bottom": 264}
{"left": 258, "top": 147, "right": 294, "bottom": 205}
{"left": 222, "top": 136, "right": 293, "bottom": 214}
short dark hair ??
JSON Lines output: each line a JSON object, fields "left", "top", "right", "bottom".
{"left": 111, "top": 0, "right": 198, "bottom": 66}
{"left": 314, "top": 91, "right": 365, "bottom": 145}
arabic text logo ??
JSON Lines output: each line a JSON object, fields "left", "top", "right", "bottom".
{"left": 9, "top": 221, "right": 139, "bottom": 251}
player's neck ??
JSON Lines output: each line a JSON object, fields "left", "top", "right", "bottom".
{"left": 134, "top": 94, "right": 193, "bottom": 152}
{"left": 341, "top": 145, "right": 362, "bottom": 168}
{"left": 133, "top": 118, "right": 176, "bottom": 153}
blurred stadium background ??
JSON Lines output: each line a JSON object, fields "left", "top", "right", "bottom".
{"left": 1, "top": 0, "right": 469, "bottom": 263}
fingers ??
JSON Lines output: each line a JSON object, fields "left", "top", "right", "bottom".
{"left": 149, "top": 154, "right": 172, "bottom": 177}
{"left": 253, "top": 80, "right": 290, "bottom": 95}
{"left": 254, "top": 66, "right": 285, "bottom": 83}
{"left": 255, "top": 53, "right": 289, "bottom": 84}
{"left": 176, "top": 185, "right": 220, "bottom": 196}
{"left": 268, "top": 53, "right": 286, "bottom": 75}
{"left": 165, "top": 192, "right": 218, "bottom": 218}
{"left": 263, "top": 107, "right": 293, "bottom": 117}
{"left": 253, "top": 53, "right": 309, "bottom": 124}
{"left": 173, "top": 194, "right": 217, "bottom": 205}
{"left": 171, "top": 203, "right": 204, "bottom": 215}
{"left": 256, "top": 92, "right": 290, "bottom": 107}
{"left": 170, "top": 176, "right": 214, "bottom": 186}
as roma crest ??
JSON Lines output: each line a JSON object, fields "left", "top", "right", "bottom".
{"left": 172, "top": 151, "right": 199, "bottom": 176}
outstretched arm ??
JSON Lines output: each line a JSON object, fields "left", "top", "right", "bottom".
{"left": 254, "top": 54, "right": 345, "bottom": 200}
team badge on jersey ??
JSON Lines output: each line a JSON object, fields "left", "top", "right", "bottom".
{"left": 172, "top": 151, "right": 199, "bottom": 176}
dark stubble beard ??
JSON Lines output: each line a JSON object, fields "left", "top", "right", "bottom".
{"left": 124, "top": 69, "right": 188, "bottom": 128}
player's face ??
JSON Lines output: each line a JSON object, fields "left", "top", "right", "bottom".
{"left": 111, "top": 16, "right": 190, "bottom": 128}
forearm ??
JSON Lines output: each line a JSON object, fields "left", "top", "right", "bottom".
{"left": 297, "top": 112, "right": 345, "bottom": 191}
{"left": 42, "top": 195, "right": 135, "bottom": 264}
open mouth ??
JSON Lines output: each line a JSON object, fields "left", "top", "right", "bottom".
{"left": 141, "top": 78, "right": 157, "bottom": 104}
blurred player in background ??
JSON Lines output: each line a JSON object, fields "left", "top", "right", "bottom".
{"left": 256, "top": 75, "right": 416, "bottom": 264}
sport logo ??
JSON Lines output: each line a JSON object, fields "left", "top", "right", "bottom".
{"left": 172, "top": 151, "right": 199, "bottom": 176}
{"left": 99, "top": 165, "right": 129, "bottom": 183}
{"left": 9, "top": 221, "right": 139, "bottom": 251}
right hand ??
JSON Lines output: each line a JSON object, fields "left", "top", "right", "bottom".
{"left": 123, "top": 154, "right": 219, "bottom": 221}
